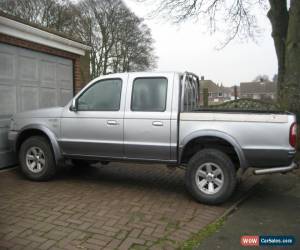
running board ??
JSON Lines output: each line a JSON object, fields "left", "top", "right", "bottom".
{"left": 253, "top": 162, "right": 299, "bottom": 175}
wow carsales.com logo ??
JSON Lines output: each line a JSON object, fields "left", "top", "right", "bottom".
{"left": 240, "top": 235, "right": 295, "bottom": 247}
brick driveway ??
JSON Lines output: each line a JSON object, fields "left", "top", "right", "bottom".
{"left": 0, "top": 163, "right": 256, "bottom": 250}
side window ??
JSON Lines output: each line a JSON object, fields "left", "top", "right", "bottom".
{"left": 131, "top": 77, "right": 168, "bottom": 112}
{"left": 77, "top": 79, "right": 122, "bottom": 111}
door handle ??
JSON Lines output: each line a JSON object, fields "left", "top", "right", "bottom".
{"left": 107, "top": 120, "right": 119, "bottom": 125}
{"left": 152, "top": 121, "right": 163, "bottom": 126}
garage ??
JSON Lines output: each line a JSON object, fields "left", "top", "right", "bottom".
{"left": 0, "top": 13, "right": 91, "bottom": 168}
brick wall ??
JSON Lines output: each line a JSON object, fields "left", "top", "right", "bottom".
{"left": 80, "top": 51, "right": 91, "bottom": 89}
{"left": 0, "top": 33, "right": 89, "bottom": 94}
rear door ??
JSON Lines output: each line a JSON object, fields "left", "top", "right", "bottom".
{"left": 124, "top": 73, "right": 174, "bottom": 161}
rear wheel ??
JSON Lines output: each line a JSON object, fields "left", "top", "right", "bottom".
{"left": 19, "top": 136, "right": 57, "bottom": 181}
{"left": 185, "top": 149, "right": 237, "bottom": 204}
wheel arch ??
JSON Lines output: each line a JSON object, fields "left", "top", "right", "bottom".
{"left": 179, "top": 130, "right": 247, "bottom": 168}
{"left": 16, "top": 124, "right": 63, "bottom": 164}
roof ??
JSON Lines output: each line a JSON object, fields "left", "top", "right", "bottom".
{"left": 200, "top": 80, "right": 220, "bottom": 92}
{"left": 221, "top": 86, "right": 233, "bottom": 94}
{"left": 0, "top": 11, "right": 91, "bottom": 56}
{"left": 240, "top": 81, "right": 277, "bottom": 94}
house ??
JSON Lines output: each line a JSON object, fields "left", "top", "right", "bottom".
{"left": 0, "top": 12, "right": 91, "bottom": 168}
{"left": 199, "top": 76, "right": 235, "bottom": 104}
{"left": 240, "top": 79, "right": 277, "bottom": 101}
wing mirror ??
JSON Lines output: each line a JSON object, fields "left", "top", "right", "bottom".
{"left": 70, "top": 98, "right": 78, "bottom": 112}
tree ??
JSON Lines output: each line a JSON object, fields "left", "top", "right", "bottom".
{"left": 0, "top": 0, "right": 79, "bottom": 34}
{"left": 253, "top": 75, "right": 270, "bottom": 82}
{"left": 141, "top": 0, "right": 300, "bottom": 119}
{"left": 76, "top": 0, "right": 157, "bottom": 77}
{"left": 0, "top": 0, "right": 157, "bottom": 78}
{"left": 272, "top": 74, "right": 278, "bottom": 83}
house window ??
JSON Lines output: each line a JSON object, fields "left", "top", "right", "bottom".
{"left": 209, "top": 92, "right": 212, "bottom": 97}
{"left": 218, "top": 92, "right": 223, "bottom": 97}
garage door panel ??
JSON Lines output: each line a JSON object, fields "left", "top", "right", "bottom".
{"left": 19, "top": 55, "right": 39, "bottom": 82}
{"left": 57, "top": 63, "right": 72, "bottom": 89}
{"left": 58, "top": 57, "right": 73, "bottom": 66}
{"left": 0, "top": 51, "right": 15, "bottom": 80}
{"left": 40, "top": 88, "right": 57, "bottom": 108}
{"left": 0, "top": 85, "right": 17, "bottom": 115}
{"left": 60, "top": 89, "right": 73, "bottom": 106}
{"left": 20, "top": 86, "right": 39, "bottom": 112}
{"left": 0, "top": 43, "right": 74, "bottom": 168}
{"left": 41, "top": 60, "right": 56, "bottom": 87}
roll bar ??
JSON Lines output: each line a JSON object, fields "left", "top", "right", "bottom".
{"left": 181, "top": 71, "right": 201, "bottom": 112}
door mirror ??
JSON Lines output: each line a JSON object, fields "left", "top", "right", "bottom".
{"left": 70, "top": 98, "right": 78, "bottom": 112}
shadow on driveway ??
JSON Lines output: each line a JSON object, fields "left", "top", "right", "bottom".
{"left": 196, "top": 170, "right": 300, "bottom": 250}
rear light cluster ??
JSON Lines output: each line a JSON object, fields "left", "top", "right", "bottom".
{"left": 289, "top": 122, "right": 297, "bottom": 148}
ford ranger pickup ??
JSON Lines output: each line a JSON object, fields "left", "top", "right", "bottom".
{"left": 8, "top": 71, "right": 298, "bottom": 204}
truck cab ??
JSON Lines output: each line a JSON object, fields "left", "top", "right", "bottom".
{"left": 61, "top": 72, "right": 178, "bottom": 162}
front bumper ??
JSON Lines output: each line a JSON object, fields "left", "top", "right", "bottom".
{"left": 253, "top": 161, "right": 299, "bottom": 175}
{"left": 8, "top": 130, "right": 18, "bottom": 152}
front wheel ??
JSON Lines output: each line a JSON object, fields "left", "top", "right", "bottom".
{"left": 19, "top": 136, "right": 57, "bottom": 181}
{"left": 185, "top": 149, "right": 237, "bottom": 205}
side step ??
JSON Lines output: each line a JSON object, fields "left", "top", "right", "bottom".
{"left": 253, "top": 162, "right": 299, "bottom": 175}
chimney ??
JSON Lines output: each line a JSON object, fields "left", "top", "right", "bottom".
{"left": 201, "top": 76, "right": 204, "bottom": 80}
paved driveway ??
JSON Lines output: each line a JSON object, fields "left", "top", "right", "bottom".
{"left": 0, "top": 163, "right": 257, "bottom": 250}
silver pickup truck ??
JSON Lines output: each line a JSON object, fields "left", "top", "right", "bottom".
{"left": 8, "top": 72, "right": 298, "bottom": 204}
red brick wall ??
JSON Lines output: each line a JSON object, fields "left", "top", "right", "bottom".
{"left": 0, "top": 33, "right": 88, "bottom": 94}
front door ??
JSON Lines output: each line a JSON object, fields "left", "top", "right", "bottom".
{"left": 124, "top": 73, "right": 174, "bottom": 161}
{"left": 59, "top": 75, "right": 127, "bottom": 159}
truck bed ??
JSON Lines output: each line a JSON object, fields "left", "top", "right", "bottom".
{"left": 179, "top": 111, "right": 296, "bottom": 168}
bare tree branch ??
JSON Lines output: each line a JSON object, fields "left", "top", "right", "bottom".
{"left": 139, "top": 0, "right": 266, "bottom": 47}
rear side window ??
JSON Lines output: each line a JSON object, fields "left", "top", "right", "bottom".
{"left": 77, "top": 78, "right": 122, "bottom": 111}
{"left": 131, "top": 77, "right": 168, "bottom": 112}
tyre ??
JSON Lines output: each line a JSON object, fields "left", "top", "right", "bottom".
{"left": 19, "top": 136, "right": 57, "bottom": 181}
{"left": 185, "top": 149, "right": 237, "bottom": 205}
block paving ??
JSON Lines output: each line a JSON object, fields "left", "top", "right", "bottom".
{"left": 0, "top": 163, "right": 255, "bottom": 249}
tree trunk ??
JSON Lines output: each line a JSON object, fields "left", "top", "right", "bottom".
{"left": 283, "top": 0, "right": 300, "bottom": 120}
{"left": 267, "top": 0, "right": 289, "bottom": 104}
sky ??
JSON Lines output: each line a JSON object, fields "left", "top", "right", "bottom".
{"left": 124, "top": 0, "right": 278, "bottom": 87}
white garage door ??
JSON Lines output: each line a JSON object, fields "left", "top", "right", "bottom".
{"left": 0, "top": 42, "right": 74, "bottom": 168}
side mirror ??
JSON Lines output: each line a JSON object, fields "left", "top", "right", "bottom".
{"left": 70, "top": 98, "right": 78, "bottom": 112}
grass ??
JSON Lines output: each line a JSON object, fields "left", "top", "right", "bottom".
{"left": 178, "top": 217, "right": 226, "bottom": 250}
{"left": 148, "top": 219, "right": 178, "bottom": 249}
{"left": 147, "top": 213, "right": 227, "bottom": 249}
{"left": 128, "top": 211, "right": 145, "bottom": 223}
